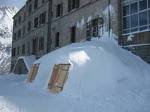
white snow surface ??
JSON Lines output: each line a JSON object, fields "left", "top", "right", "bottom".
{"left": 0, "top": 36, "right": 150, "bottom": 112}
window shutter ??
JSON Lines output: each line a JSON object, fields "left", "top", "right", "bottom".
{"left": 27, "top": 64, "right": 40, "bottom": 82}
{"left": 48, "top": 64, "right": 71, "bottom": 93}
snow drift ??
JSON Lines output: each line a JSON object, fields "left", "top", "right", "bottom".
{"left": 27, "top": 36, "right": 150, "bottom": 112}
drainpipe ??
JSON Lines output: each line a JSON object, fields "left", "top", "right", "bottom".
{"left": 108, "top": 0, "right": 111, "bottom": 37}
{"left": 47, "top": 0, "right": 52, "bottom": 53}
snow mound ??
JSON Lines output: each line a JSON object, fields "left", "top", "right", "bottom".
{"left": 30, "top": 36, "right": 150, "bottom": 112}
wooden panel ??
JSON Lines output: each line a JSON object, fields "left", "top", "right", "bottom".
{"left": 27, "top": 64, "right": 40, "bottom": 83}
{"left": 48, "top": 64, "right": 71, "bottom": 93}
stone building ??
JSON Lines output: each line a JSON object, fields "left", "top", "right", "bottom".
{"left": 12, "top": 0, "right": 50, "bottom": 74}
{"left": 11, "top": 0, "right": 150, "bottom": 74}
{"left": 120, "top": 0, "right": 150, "bottom": 63}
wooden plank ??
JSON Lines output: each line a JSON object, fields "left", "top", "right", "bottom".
{"left": 27, "top": 64, "right": 39, "bottom": 83}
{"left": 48, "top": 64, "right": 71, "bottom": 93}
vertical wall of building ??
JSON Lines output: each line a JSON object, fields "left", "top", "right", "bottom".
{"left": 50, "top": 0, "right": 120, "bottom": 50}
{"left": 120, "top": 0, "right": 150, "bottom": 63}
{"left": 11, "top": 0, "right": 50, "bottom": 72}
{"left": 11, "top": 0, "right": 121, "bottom": 72}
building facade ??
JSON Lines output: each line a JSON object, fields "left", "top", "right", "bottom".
{"left": 120, "top": 0, "right": 150, "bottom": 63}
{"left": 11, "top": 0, "right": 150, "bottom": 74}
{"left": 12, "top": 0, "right": 50, "bottom": 73}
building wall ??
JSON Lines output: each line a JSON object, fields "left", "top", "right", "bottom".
{"left": 121, "top": 32, "right": 150, "bottom": 63}
{"left": 11, "top": 0, "right": 50, "bottom": 71}
{"left": 11, "top": 0, "right": 120, "bottom": 72}
{"left": 119, "top": 0, "right": 150, "bottom": 63}
{"left": 51, "top": 0, "right": 120, "bottom": 50}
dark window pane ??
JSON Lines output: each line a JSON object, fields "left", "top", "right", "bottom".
{"left": 131, "top": 28, "right": 138, "bottom": 32}
{"left": 130, "top": 2, "right": 138, "bottom": 14}
{"left": 123, "top": 16, "right": 130, "bottom": 29}
{"left": 139, "top": 11, "right": 148, "bottom": 26}
{"left": 55, "top": 32, "right": 59, "bottom": 47}
{"left": 131, "top": 14, "right": 138, "bottom": 27}
{"left": 149, "top": 0, "right": 150, "bottom": 8}
{"left": 123, "top": 29, "right": 130, "bottom": 34}
{"left": 56, "top": 3, "right": 63, "bottom": 17}
{"left": 140, "top": 26, "right": 148, "bottom": 31}
{"left": 139, "top": 0, "right": 147, "bottom": 11}
{"left": 123, "top": 5, "right": 129, "bottom": 16}
{"left": 149, "top": 10, "right": 150, "bottom": 24}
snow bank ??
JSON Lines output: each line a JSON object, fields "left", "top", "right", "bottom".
{"left": 29, "top": 36, "right": 150, "bottom": 111}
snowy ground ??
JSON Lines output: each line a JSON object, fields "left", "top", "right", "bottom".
{"left": 0, "top": 36, "right": 150, "bottom": 112}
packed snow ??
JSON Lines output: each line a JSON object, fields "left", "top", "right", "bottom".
{"left": 0, "top": 36, "right": 150, "bottom": 112}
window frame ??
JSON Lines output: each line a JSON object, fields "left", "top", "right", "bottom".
{"left": 56, "top": 3, "right": 63, "bottom": 18}
{"left": 68, "top": 0, "right": 80, "bottom": 12}
{"left": 122, "top": 0, "right": 150, "bottom": 35}
{"left": 39, "top": 37, "right": 44, "bottom": 50}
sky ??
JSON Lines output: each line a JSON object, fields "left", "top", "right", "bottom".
{"left": 0, "top": 0, "right": 26, "bottom": 9}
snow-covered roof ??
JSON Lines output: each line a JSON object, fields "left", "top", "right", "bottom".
{"left": 15, "top": 55, "right": 36, "bottom": 71}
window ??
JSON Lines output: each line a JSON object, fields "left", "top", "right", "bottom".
{"left": 28, "top": 21, "right": 32, "bottom": 31}
{"left": 24, "top": 12, "right": 26, "bottom": 21}
{"left": 92, "top": 18, "right": 100, "bottom": 37}
{"left": 149, "top": 0, "right": 150, "bottom": 8}
{"left": 48, "top": 64, "right": 71, "bottom": 93}
{"left": 139, "top": 0, "right": 147, "bottom": 11}
{"left": 86, "top": 17, "right": 104, "bottom": 38}
{"left": 18, "top": 30, "right": 21, "bottom": 39}
{"left": 70, "top": 26, "right": 76, "bottom": 43}
{"left": 42, "top": 12, "right": 46, "bottom": 24}
{"left": 17, "top": 47, "right": 20, "bottom": 55}
{"left": 18, "top": 16, "right": 21, "bottom": 24}
{"left": 14, "top": 20, "right": 17, "bottom": 26}
{"left": 28, "top": 4, "right": 32, "bottom": 15}
{"left": 123, "top": 5, "right": 129, "bottom": 16}
{"left": 34, "top": 17, "right": 38, "bottom": 28}
{"left": 34, "top": 0, "right": 38, "bottom": 9}
{"left": 123, "top": 16, "right": 130, "bottom": 29}
{"left": 139, "top": 11, "right": 148, "bottom": 26}
{"left": 42, "top": 0, "right": 45, "bottom": 3}
{"left": 32, "top": 39, "right": 37, "bottom": 54}
{"left": 131, "top": 14, "right": 138, "bottom": 28}
{"left": 56, "top": 3, "right": 63, "bottom": 17}
{"left": 130, "top": 2, "right": 138, "bottom": 14}
{"left": 39, "top": 12, "right": 46, "bottom": 25}
{"left": 55, "top": 32, "right": 59, "bottom": 47}
{"left": 13, "top": 33, "right": 17, "bottom": 40}
{"left": 22, "top": 44, "right": 25, "bottom": 55}
{"left": 12, "top": 48, "right": 16, "bottom": 57}
{"left": 122, "top": 0, "right": 150, "bottom": 34}
{"left": 28, "top": 0, "right": 32, "bottom": 2}
{"left": 68, "top": 0, "right": 79, "bottom": 12}
{"left": 23, "top": 26, "right": 26, "bottom": 36}
{"left": 149, "top": 10, "right": 150, "bottom": 24}
{"left": 27, "top": 42, "right": 30, "bottom": 54}
{"left": 39, "top": 37, "right": 44, "bottom": 50}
